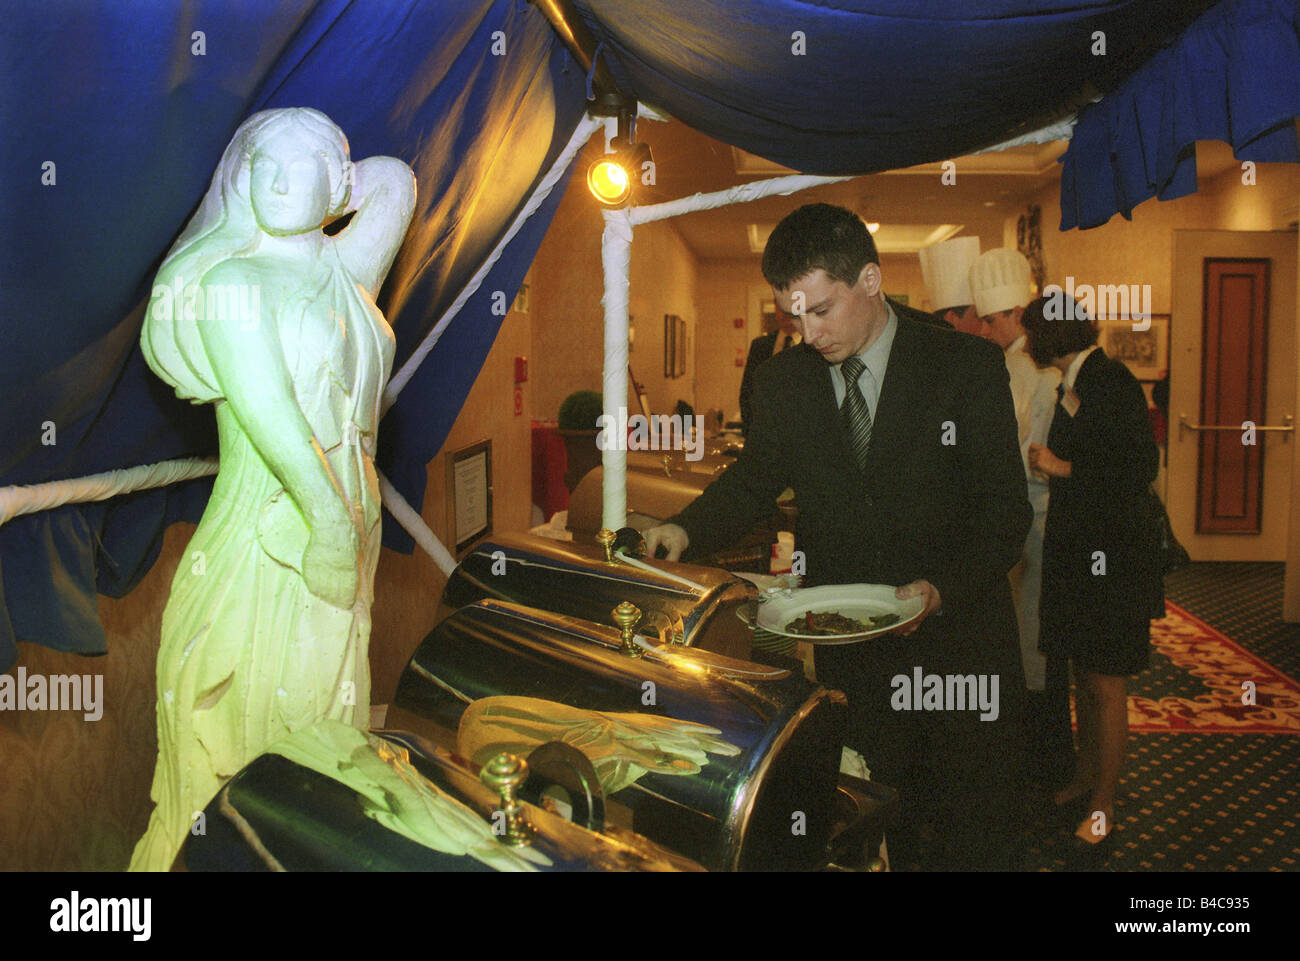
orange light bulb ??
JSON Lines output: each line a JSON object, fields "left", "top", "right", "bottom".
{"left": 587, "top": 158, "right": 631, "bottom": 206}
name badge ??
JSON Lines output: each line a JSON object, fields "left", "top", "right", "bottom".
{"left": 1060, "top": 387, "right": 1081, "bottom": 418}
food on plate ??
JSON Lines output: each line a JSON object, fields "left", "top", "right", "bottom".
{"left": 784, "top": 610, "right": 900, "bottom": 636}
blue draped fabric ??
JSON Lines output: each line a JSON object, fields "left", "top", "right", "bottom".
{"left": 1061, "top": 0, "right": 1300, "bottom": 228}
{"left": 0, "top": 0, "right": 588, "bottom": 670}
{"left": 2, "top": 0, "right": 1296, "bottom": 670}
{"left": 568, "top": 0, "right": 1224, "bottom": 175}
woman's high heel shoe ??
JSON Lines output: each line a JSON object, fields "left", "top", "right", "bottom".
{"left": 1061, "top": 819, "right": 1115, "bottom": 871}
{"left": 1045, "top": 791, "right": 1093, "bottom": 828}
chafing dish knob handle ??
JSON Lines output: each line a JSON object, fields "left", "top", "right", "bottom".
{"left": 480, "top": 752, "right": 536, "bottom": 847}
{"left": 612, "top": 600, "right": 644, "bottom": 658}
{"left": 596, "top": 528, "right": 616, "bottom": 563}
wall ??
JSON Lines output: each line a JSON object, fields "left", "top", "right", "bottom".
{"left": 694, "top": 258, "right": 760, "bottom": 421}
{"left": 1023, "top": 161, "right": 1300, "bottom": 314}
{"left": 531, "top": 185, "right": 699, "bottom": 423}
{"left": 0, "top": 300, "right": 534, "bottom": 871}
{"left": 1202, "top": 160, "right": 1300, "bottom": 231}
{"left": 530, "top": 187, "right": 607, "bottom": 421}
{"left": 1030, "top": 180, "right": 1218, "bottom": 315}
{"left": 879, "top": 254, "right": 928, "bottom": 309}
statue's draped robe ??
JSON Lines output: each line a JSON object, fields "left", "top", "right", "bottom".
{"left": 131, "top": 248, "right": 392, "bottom": 870}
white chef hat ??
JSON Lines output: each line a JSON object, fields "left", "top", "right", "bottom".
{"left": 969, "top": 248, "right": 1035, "bottom": 317}
{"left": 919, "top": 236, "right": 981, "bottom": 312}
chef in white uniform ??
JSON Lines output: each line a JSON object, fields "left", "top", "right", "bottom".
{"left": 918, "top": 236, "right": 982, "bottom": 336}
{"left": 969, "top": 248, "right": 1070, "bottom": 779}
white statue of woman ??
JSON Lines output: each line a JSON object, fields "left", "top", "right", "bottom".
{"left": 130, "top": 108, "right": 415, "bottom": 871}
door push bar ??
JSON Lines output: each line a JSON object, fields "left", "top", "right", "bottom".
{"left": 1178, "top": 413, "right": 1294, "bottom": 443}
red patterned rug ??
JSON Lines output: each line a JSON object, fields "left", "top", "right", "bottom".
{"left": 1125, "top": 602, "right": 1300, "bottom": 733}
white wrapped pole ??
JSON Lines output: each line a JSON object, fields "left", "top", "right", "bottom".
{"left": 600, "top": 207, "right": 633, "bottom": 533}
{"left": 0, "top": 457, "right": 218, "bottom": 527}
{"left": 377, "top": 470, "right": 458, "bottom": 577}
{"left": 628, "top": 173, "right": 850, "bottom": 227}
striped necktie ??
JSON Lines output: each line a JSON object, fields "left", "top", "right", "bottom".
{"left": 840, "top": 354, "right": 872, "bottom": 471}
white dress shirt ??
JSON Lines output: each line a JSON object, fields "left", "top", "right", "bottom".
{"left": 1005, "top": 333, "right": 1061, "bottom": 513}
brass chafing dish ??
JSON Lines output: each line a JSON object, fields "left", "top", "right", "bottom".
{"left": 181, "top": 722, "right": 703, "bottom": 872}
{"left": 566, "top": 461, "right": 782, "bottom": 572}
{"left": 437, "top": 532, "right": 759, "bottom": 660}
{"left": 391, "top": 598, "right": 848, "bottom": 871}
{"left": 565, "top": 463, "right": 724, "bottom": 539}
{"left": 627, "top": 446, "right": 735, "bottom": 478}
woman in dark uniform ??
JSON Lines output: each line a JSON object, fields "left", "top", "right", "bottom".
{"left": 1021, "top": 295, "right": 1163, "bottom": 863}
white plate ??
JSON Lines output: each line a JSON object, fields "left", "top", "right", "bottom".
{"left": 755, "top": 584, "right": 924, "bottom": 645}
{"left": 733, "top": 572, "right": 801, "bottom": 592}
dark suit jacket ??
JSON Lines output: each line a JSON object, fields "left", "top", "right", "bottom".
{"left": 674, "top": 311, "right": 1031, "bottom": 750}
{"left": 890, "top": 296, "right": 953, "bottom": 331}
{"left": 739, "top": 299, "right": 947, "bottom": 433}
{"left": 739, "top": 331, "right": 777, "bottom": 434}
{"left": 1039, "top": 349, "right": 1162, "bottom": 642}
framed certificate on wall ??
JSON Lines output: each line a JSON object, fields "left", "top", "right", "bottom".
{"left": 447, "top": 439, "right": 492, "bottom": 553}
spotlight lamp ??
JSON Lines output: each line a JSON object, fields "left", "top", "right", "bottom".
{"left": 587, "top": 99, "right": 653, "bottom": 209}
{"left": 588, "top": 155, "right": 631, "bottom": 207}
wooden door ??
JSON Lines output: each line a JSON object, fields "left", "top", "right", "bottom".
{"left": 1170, "top": 231, "right": 1297, "bottom": 561}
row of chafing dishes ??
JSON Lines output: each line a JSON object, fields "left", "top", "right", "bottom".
{"left": 183, "top": 449, "right": 893, "bottom": 872}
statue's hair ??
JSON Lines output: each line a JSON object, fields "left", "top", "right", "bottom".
{"left": 142, "top": 108, "right": 351, "bottom": 402}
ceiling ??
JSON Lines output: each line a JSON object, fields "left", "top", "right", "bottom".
{"left": 577, "top": 119, "right": 1249, "bottom": 262}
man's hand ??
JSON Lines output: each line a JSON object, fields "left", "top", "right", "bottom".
{"left": 893, "top": 580, "right": 941, "bottom": 635}
{"left": 1028, "top": 443, "right": 1071, "bottom": 478}
{"left": 643, "top": 523, "right": 690, "bottom": 562}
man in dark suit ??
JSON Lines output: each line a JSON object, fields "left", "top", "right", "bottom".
{"left": 646, "top": 204, "right": 1031, "bottom": 870}
{"left": 741, "top": 300, "right": 947, "bottom": 434}
{"left": 739, "top": 310, "right": 799, "bottom": 434}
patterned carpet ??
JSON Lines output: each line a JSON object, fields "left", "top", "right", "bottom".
{"left": 1128, "top": 603, "right": 1300, "bottom": 733}
{"left": 1024, "top": 562, "right": 1300, "bottom": 872}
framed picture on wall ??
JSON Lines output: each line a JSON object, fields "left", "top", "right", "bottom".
{"left": 1099, "top": 314, "right": 1169, "bottom": 382}
{"left": 447, "top": 439, "right": 492, "bottom": 554}
{"left": 665, "top": 313, "right": 676, "bottom": 377}
{"left": 665, "top": 313, "right": 684, "bottom": 378}
{"left": 674, "top": 315, "right": 687, "bottom": 378}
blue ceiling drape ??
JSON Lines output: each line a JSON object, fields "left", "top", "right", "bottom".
{"left": 2, "top": 0, "right": 1296, "bottom": 671}
{"left": 568, "top": 0, "right": 1225, "bottom": 175}
{"left": 1061, "top": 0, "right": 1300, "bottom": 228}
